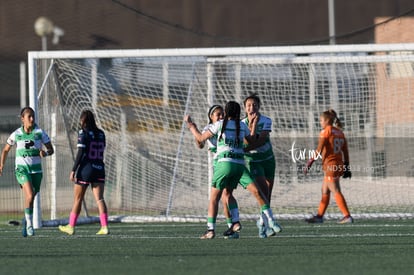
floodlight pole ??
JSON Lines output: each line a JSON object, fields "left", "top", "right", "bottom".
{"left": 41, "top": 36, "right": 48, "bottom": 51}
{"left": 328, "top": 0, "right": 336, "bottom": 45}
{"left": 328, "top": 0, "right": 339, "bottom": 112}
{"left": 33, "top": 16, "right": 55, "bottom": 229}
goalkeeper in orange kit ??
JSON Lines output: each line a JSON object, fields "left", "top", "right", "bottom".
{"left": 304, "top": 109, "right": 353, "bottom": 224}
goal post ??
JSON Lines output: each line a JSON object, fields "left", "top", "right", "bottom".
{"left": 28, "top": 43, "right": 414, "bottom": 225}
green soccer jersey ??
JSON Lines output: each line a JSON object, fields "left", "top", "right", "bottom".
{"left": 7, "top": 125, "right": 51, "bottom": 174}
{"left": 242, "top": 115, "right": 274, "bottom": 162}
{"left": 208, "top": 120, "right": 250, "bottom": 165}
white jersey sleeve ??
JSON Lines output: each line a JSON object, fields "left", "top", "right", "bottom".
{"left": 6, "top": 131, "right": 16, "bottom": 146}
{"left": 208, "top": 120, "right": 222, "bottom": 136}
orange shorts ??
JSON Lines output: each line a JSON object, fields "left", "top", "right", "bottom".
{"left": 323, "top": 163, "right": 344, "bottom": 180}
{"left": 323, "top": 175, "right": 341, "bottom": 183}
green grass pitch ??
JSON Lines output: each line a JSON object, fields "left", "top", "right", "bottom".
{"left": 0, "top": 219, "right": 413, "bottom": 275}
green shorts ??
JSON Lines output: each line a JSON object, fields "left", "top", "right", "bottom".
{"left": 15, "top": 168, "right": 43, "bottom": 193}
{"left": 211, "top": 161, "right": 244, "bottom": 191}
{"left": 239, "top": 167, "right": 254, "bottom": 189}
{"left": 246, "top": 156, "right": 276, "bottom": 180}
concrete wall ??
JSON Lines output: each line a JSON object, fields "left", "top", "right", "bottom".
{"left": 1, "top": 0, "right": 413, "bottom": 106}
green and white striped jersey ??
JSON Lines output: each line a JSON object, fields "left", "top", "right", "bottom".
{"left": 202, "top": 124, "right": 218, "bottom": 157}
{"left": 242, "top": 115, "right": 274, "bottom": 162}
{"left": 6, "top": 125, "right": 51, "bottom": 174}
{"left": 208, "top": 120, "right": 250, "bottom": 165}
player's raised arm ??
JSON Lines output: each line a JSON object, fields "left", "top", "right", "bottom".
{"left": 184, "top": 115, "right": 213, "bottom": 143}
{"left": 184, "top": 115, "right": 205, "bottom": 149}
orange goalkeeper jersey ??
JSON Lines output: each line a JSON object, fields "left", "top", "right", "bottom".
{"left": 317, "top": 125, "right": 349, "bottom": 176}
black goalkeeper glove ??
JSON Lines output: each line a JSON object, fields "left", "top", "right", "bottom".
{"left": 343, "top": 162, "right": 352, "bottom": 179}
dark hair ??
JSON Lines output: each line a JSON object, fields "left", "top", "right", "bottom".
{"left": 219, "top": 101, "right": 241, "bottom": 147}
{"left": 207, "top": 105, "right": 223, "bottom": 124}
{"left": 80, "top": 110, "right": 99, "bottom": 132}
{"left": 243, "top": 93, "right": 261, "bottom": 109}
{"left": 20, "top": 106, "right": 35, "bottom": 117}
{"left": 321, "top": 109, "right": 343, "bottom": 129}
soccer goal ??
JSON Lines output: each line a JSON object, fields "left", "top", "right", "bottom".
{"left": 27, "top": 43, "right": 414, "bottom": 226}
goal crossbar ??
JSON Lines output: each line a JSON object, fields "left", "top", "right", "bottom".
{"left": 27, "top": 43, "right": 414, "bottom": 225}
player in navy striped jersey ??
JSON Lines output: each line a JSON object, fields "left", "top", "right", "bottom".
{"left": 0, "top": 107, "right": 54, "bottom": 237}
{"left": 59, "top": 110, "right": 109, "bottom": 235}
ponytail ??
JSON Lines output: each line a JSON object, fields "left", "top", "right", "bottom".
{"left": 219, "top": 101, "right": 241, "bottom": 146}
{"left": 322, "top": 109, "right": 343, "bottom": 129}
{"left": 219, "top": 114, "right": 228, "bottom": 142}
{"left": 235, "top": 116, "right": 240, "bottom": 147}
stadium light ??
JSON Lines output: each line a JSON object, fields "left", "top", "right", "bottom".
{"left": 34, "top": 16, "right": 64, "bottom": 51}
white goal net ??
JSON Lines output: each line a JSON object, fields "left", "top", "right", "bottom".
{"left": 27, "top": 44, "right": 414, "bottom": 224}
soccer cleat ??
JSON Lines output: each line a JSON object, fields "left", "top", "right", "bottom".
{"left": 266, "top": 228, "right": 276, "bottom": 237}
{"left": 96, "top": 226, "right": 109, "bottom": 235}
{"left": 306, "top": 215, "right": 324, "bottom": 224}
{"left": 268, "top": 219, "right": 282, "bottom": 234}
{"left": 200, "top": 230, "right": 215, "bottom": 239}
{"left": 224, "top": 232, "right": 239, "bottom": 239}
{"left": 21, "top": 218, "right": 27, "bottom": 238}
{"left": 27, "top": 226, "right": 35, "bottom": 236}
{"left": 223, "top": 227, "right": 234, "bottom": 237}
{"left": 223, "top": 222, "right": 241, "bottom": 237}
{"left": 59, "top": 224, "right": 75, "bottom": 235}
{"left": 338, "top": 216, "right": 354, "bottom": 224}
{"left": 256, "top": 219, "right": 267, "bottom": 238}
{"left": 231, "top": 222, "right": 242, "bottom": 233}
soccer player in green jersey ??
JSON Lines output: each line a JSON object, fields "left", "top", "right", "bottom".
{"left": 186, "top": 101, "right": 280, "bottom": 239}
{"left": 242, "top": 94, "right": 278, "bottom": 238}
{"left": 190, "top": 105, "right": 242, "bottom": 237}
{"left": 0, "top": 107, "right": 54, "bottom": 237}
{"left": 189, "top": 105, "right": 281, "bottom": 239}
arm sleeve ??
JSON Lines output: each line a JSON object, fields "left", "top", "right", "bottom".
{"left": 342, "top": 138, "right": 350, "bottom": 163}
{"left": 262, "top": 117, "right": 272, "bottom": 131}
{"left": 208, "top": 121, "right": 221, "bottom": 135}
{"left": 42, "top": 130, "right": 51, "bottom": 144}
{"left": 72, "top": 148, "right": 84, "bottom": 172}
{"left": 6, "top": 132, "right": 16, "bottom": 146}
{"left": 242, "top": 123, "right": 251, "bottom": 138}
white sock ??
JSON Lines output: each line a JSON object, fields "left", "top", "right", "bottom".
{"left": 262, "top": 208, "right": 274, "bottom": 223}
{"left": 261, "top": 212, "right": 269, "bottom": 227}
{"left": 207, "top": 222, "right": 215, "bottom": 231}
{"left": 258, "top": 213, "right": 264, "bottom": 226}
{"left": 25, "top": 213, "right": 33, "bottom": 228}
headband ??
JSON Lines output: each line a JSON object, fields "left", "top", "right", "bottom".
{"left": 208, "top": 105, "right": 222, "bottom": 118}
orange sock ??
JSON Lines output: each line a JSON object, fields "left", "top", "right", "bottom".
{"left": 317, "top": 194, "right": 330, "bottom": 217}
{"left": 334, "top": 192, "right": 350, "bottom": 217}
